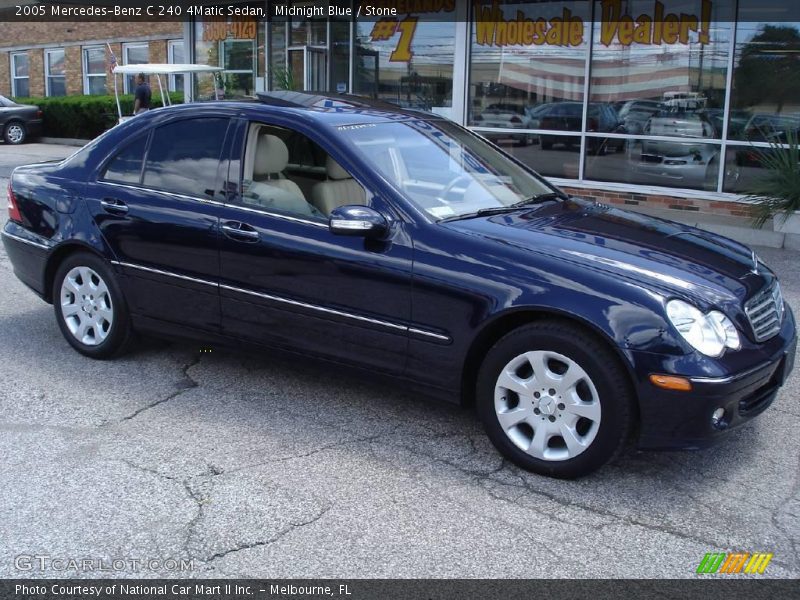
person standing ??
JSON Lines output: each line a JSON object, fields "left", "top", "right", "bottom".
{"left": 133, "top": 73, "right": 151, "bottom": 115}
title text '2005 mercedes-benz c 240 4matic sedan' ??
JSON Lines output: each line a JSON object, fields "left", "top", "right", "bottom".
{"left": 2, "top": 92, "right": 796, "bottom": 478}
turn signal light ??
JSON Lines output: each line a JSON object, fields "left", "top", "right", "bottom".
{"left": 649, "top": 374, "right": 692, "bottom": 392}
{"left": 7, "top": 181, "right": 22, "bottom": 223}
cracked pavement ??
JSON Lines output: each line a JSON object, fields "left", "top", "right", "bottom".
{"left": 0, "top": 144, "right": 799, "bottom": 579}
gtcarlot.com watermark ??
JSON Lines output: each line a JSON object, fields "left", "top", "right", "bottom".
{"left": 15, "top": 554, "right": 194, "bottom": 573}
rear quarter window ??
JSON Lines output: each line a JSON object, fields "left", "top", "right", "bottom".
{"left": 101, "top": 135, "right": 148, "bottom": 185}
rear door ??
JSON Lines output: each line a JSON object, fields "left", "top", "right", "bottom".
{"left": 86, "top": 116, "right": 232, "bottom": 331}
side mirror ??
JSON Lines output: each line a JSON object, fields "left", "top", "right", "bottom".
{"left": 329, "top": 205, "right": 389, "bottom": 239}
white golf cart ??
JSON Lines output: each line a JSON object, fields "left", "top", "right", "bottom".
{"left": 111, "top": 63, "right": 224, "bottom": 124}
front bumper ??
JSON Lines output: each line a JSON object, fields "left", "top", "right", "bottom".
{"left": 634, "top": 309, "right": 797, "bottom": 450}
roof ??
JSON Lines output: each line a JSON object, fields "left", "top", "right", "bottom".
{"left": 254, "top": 91, "right": 444, "bottom": 123}
{"left": 113, "top": 64, "right": 223, "bottom": 75}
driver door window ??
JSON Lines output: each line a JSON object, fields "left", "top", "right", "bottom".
{"left": 238, "top": 123, "right": 367, "bottom": 219}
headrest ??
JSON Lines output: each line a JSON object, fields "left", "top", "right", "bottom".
{"left": 326, "top": 155, "right": 351, "bottom": 181}
{"left": 254, "top": 134, "right": 289, "bottom": 176}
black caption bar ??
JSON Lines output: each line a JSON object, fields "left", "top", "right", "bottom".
{"left": 3, "top": 580, "right": 800, "bottom": 600}
{"left": 2, "top": 1, "right": 800, "bottom": 23}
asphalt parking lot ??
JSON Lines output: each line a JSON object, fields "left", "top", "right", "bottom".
{"left": 0, "top": 143, "right": 798, "bottom": 579}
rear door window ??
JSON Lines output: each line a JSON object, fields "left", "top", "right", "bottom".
{"left": 142, "top": 117, "right": 229, "bottom": 198}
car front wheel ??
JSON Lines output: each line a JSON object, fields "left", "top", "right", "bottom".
{"left": 53, "top": 253, "right": 132, "bottom": 359}
{"left": 3, "top": 121, "right": 26, "bottom": 145}
{"left": 477, "top": 321, "right": 634, "bottom": 478}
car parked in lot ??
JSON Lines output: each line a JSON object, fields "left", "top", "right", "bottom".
{"left": 0, "top": 95, "right": 43, "bottom": 145}
{"left": 635, "top": 110, "right": 719, "bottom": 189}
{"left": 473, "top": 103, "right": 535, "bottom": 146}
{"left": 3, "top": 92, "right": 796, "bottom": 478}
{"left": 538, "top": 102, "right": 626, "bottom": 155}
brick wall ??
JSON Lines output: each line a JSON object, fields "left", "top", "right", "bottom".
{"left": 0, "top": 21, "right": 180, "bottom": 49}
{"left": 149, "top": 39, "right": 168, "bottom": 65}
{"left": 64, "top": 46, "right": 82, "bottom": 95}
{"left": 0, "top": 21, "right": 181, "bottom": 99}
{"left": 0, "top": 53, "right": 8, "bottom": 96}
{"left": 28, "top": 49, "right": 44, "bottom": 97}
{"left": 560, "top": 186, "right": 756, "bottom": 219}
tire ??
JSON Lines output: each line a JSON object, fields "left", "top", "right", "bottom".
{"left": 476, "top": 320, "right": 634, "bottom": 479}
{"left": 53, "top": 252, "right": 133, "bottom": 359}
{"left": 3, "top": 121, "right": 26, "bottom": 145}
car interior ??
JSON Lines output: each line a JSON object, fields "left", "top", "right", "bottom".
{"left": 240, "top": 123, "right": 368, "bottom": 220}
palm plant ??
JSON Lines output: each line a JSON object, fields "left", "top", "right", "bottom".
{"left": 273, "top": 67, "right": 296, "bottom": 91}
{"left": 745, "top": 127, "right": 800, "bottom": 228}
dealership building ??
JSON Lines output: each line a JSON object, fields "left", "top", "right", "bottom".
{"left": 3, "top": 0, "right": 800, "bottom": 225}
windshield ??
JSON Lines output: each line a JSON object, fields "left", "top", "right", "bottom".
{"left": 340, "top": 120, "right": 553, "bottom": 220}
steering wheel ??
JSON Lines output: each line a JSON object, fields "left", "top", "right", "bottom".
{"left": 440, "top": 174, "right": 475, "bottom": 202}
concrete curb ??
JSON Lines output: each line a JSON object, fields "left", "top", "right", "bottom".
{"left": 38, "top": 137, "right": 91, "bottom": 147}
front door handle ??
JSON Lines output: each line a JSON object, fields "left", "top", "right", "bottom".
{"left": 100, "top": 198, "right": 128, "bottom": 215}
{"left": 221, "top": 221, "right": 260, "bottom": 242}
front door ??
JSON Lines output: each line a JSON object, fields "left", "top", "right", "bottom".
{"left": 86, "top": 116, "right": 232, "bottom": 331}
{"left": 217, "top": 118, "right": 413, "bottom": 374}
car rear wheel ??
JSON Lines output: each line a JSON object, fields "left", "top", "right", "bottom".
{"left": 3, "top": 121, "right": 26, "bottom": 145}
{"left": 53, "top": 253, "right": 132, "bottom": 359}
{"left": 477, "top": 321, "right": 634, "bottom": 478}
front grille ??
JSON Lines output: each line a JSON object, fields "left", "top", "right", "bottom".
{"left": 744, "top": 282, "right": 784, "bottom": 342}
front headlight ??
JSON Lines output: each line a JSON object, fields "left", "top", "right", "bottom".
{"left": 666, "top": 299, "right": 741, "bottom": 357}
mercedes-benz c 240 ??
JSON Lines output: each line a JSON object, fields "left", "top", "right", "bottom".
{"left": 3, "top": 92, "right": 795, "bottom": 478}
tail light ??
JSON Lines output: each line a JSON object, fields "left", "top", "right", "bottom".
{"left": 510, "top": 115, "right": 522, "bottom": 124}
{"left": 37, "top": 110, "right": 43, "bottom": 118}
{"left": 588, "top": 118, "right": 599, "bottom": 131}
{"left": 7, "top": 181, "right": 22, "bottom": 223}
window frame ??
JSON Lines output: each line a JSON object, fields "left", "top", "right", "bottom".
{"left": 122, "top": 42, "right": 149, "bottom": 93}
{"left": 167, "top": 39, "right": 185, "bottom": 92}
{"left": 44, "top": 48, "right": 66, "bottom": 97}
{"left": 219, "top": 38, "right": 257, "bottom": 96}
{"left": 10, "top": 52, "right": 29, "bottom": 98}
{"left": 82, "top": 45, "right": 107, "bottom": 95}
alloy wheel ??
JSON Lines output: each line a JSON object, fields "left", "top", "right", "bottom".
{"left": 59, "top": 266, "right": 114, "bottom": 346}
{"left": 6, "top": 124, "right": 24, "bottom": 144}
{"left": 494, "top": 350, "right": 601, "bottom": 461}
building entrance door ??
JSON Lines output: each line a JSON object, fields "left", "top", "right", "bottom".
{"left": 288, "top": 46, "right": 328, "bottom": 91}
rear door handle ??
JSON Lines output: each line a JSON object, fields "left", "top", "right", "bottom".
{"left": 221, "top": 221, "right": 260, "bottom": 242}
{"left": 100, "top": 198, "right": 129, "bottom": 215}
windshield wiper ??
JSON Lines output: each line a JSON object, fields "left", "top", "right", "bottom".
{"left": 512, "top": 191, "right": 568, "bottom": 207}
{"left": 439, "top": 191, "right": 567, "bottom": 223}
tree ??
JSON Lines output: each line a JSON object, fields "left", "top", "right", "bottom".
{"left": 734, "top": 25, "right": 800, "bottom": 114}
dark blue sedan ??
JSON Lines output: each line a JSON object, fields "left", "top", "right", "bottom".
{"left": 2, "top": 92, "right": 796, "bottom": 478}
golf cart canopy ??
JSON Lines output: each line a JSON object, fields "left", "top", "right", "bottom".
{"left": 112, "top": 64, "right": 224, "bottom": 75}
{"left": 111, "top": 63, "right": 224, "bottom": 123}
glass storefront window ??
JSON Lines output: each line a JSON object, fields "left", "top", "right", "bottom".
{"left": 585, "top": 138, "right": 721, "bottom": 191}
{"left": 469, "top": 1, "right": 591, "bottom": 129}
{"left": 193, "top": 3, "right": 265, "bottom": 99}
{"left": 354, "top": 3, "right": 456, "bottom": 114}
{"left": 590, "top": 0, "right": 733, "bottom": 138}
{"left": 728, "top": 1, "right": 800, "bottom": 145}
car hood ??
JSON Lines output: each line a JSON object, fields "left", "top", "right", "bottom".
{"left": 442, "top": 198, "right": 772, "bottom": 307}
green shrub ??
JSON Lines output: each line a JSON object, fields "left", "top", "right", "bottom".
{"left": 13, "top": 93, "right": 183, "bottom": 139}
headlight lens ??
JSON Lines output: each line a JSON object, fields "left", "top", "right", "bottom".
{"left": 666, "top": 299, "right": 741, "bottom": 357}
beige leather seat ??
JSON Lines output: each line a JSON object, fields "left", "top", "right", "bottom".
{"left": 311, "top": 156, "right": 367, "bottom": 216}
{"left": 243, "top": 134, "right": 319, "bottom": 217}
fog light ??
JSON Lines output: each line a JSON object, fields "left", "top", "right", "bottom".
{"left": 711, "top": 408, "right": 727, "bottom": 430}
